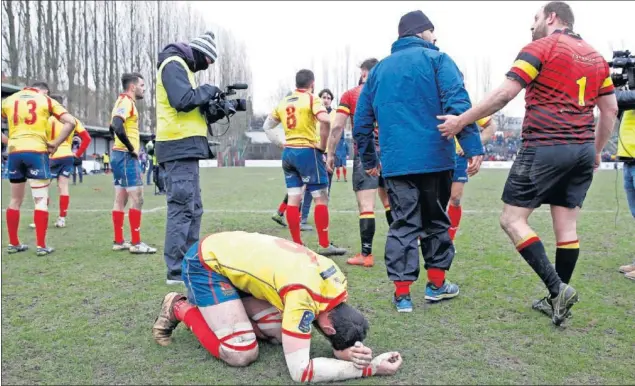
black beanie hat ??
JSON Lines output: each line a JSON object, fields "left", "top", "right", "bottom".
{"left": 398, "top": 10, "right": 434, "bottom": 38}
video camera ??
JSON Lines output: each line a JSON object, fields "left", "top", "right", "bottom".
{"left": 609, "top": 50, "right": 635, "bottom": 89}
{"left": 201, "top": 83, "right": 249, "bottom": 132}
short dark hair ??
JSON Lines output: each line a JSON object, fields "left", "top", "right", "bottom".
{"left": 295, "top": 69, "right": 315, "bottom": 89}
{"left": 318, "top": 89, "right": 334, "bottom": 100}
{"left": 319, "top": 303, "right": 369, "bottom": 351}
{"left": 121, "top": 72, "right": 144, "bottom": 91}
{"left": 50, "top": 94, "right": 64, "bottom": 104}
{"left": 30, "top": 81, "right": 50, "bottom": 92}
{"left": 543, "top": 1, "right": 574, "bottom": 28}
{"left": 360, "top": 58, "right": 379, "bottom": 71}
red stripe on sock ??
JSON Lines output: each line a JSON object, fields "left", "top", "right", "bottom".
{"left": 286, "top": 206, "right": 302, "bottom": 245}
{"left": 516, "top": 236, "right": 540, "bottom": 251}
{"left": 314, "top": 204, "right": 330, "bottom": 248}
{"left": 556, "top": 239, "right": 579, "bottom": 247}
{"left": 112, "top": 210, "right": 125, "bottom": 244}
{"left": 6, "top": 208, "right": 20, "bottom": 245}
{"left": 427, "top": 268, "right": 446, "bottom": 288}
{"left": 129, "top": 209, "right": 141, "bottom": 245}
{"left": 59, "top": 195, "right": 69, "bottom": 218}
{"left": 34, "top": 209, "right": 49, "bottom": 248}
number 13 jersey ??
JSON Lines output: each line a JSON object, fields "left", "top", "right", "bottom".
{"left": 272, "top": 89, "right": 326, "bottom": 148}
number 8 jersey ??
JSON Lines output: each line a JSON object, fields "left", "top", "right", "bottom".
{"left": 272, "top": 89, "right": 326, "bottom": 148}
{"left": 1, "top": 87, "right": 68, "bottom": 153}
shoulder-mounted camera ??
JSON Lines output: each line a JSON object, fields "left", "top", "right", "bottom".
{"left": 609, "top": 50, "right": 635, "bottom": 89}
{"left": 200, "top": 83, "right": 249, "bottom": 135}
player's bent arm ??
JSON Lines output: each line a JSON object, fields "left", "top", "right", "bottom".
{"left": 480, "top": 120, "right": 497, "bottom": 144}
{"left": 327, "top": 113, "right": 348, "bottom": 155}
{"left": 459, "top": 78, "right": 523, "bottom": 129}
{"left": 52, "top": 113, "right": 77, "bottom": 147}
{"left": 283, "top": 335, "right": 372, "bottom": 383}
{"left": 594, "top": 94, "right": 619, "bottom": 154}
{"left": 353, "top": 85, "right": 379, "bottom": 170}
{"left": 263, "top": 114, "right": 284, "bottom": 147}
{"left": 109, "top": 117, "right": 135, "bottom": 153}
{"left": 316, "top": 112, "right": 330, "bottom": 151}
{"left": 75, "top": 129, "right": 92, "bottom": 157}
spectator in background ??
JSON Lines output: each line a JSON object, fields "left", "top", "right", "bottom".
{"left": 102, "top": 152, "right": 110, "bottom": 173}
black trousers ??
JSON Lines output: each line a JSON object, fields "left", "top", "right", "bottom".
{"left": 384, "top": 171, "right": 454, "bottom": 282}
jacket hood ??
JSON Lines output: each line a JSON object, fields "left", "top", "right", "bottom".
{"left": 391, "top": 36, "right": 439, "bottom": 54}
{"left": 157, "top": 43, "right": 196, "bottom": 71}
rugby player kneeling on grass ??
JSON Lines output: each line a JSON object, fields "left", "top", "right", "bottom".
{"left": 152, "top": 231, "right": 403, "bottom": 383}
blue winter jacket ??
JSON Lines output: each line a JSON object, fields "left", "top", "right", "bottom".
{"left": 353, "top": 36, "right": 484, "bottom": 177}
{"left": 335, "top": 136, "right": 349, "bottom": 159}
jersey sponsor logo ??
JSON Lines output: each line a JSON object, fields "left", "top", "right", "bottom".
{"left": 287, "top": 97, "right": 299, "bottom": 103}
{"left": 298, "top": 310, "right": 315, "bottom": 333}
{"left": 219, "top": 281, "right": 236, "bottom": 297}
{"left": 116, "top": 107, "right": 127, "bottom": 116}
{"left": 302, "top": 176, "right": 310, "bottom": 183}
{"left": 319, "top": 265, "right": 337, "bottom": 280}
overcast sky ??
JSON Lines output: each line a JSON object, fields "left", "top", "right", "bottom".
{"left": 194, "top": 1, "right": 634, "bottom": 117}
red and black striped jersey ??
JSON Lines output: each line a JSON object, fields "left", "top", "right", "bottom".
{"left": 506, "top": 29, "right": 615, "bottom": 147}
{"left": 337, "top": 84, "right": 379, "bottom": 153}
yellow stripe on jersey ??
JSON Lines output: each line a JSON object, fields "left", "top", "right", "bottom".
{"left": 337, "top": 105, "right": 351, "bottom": 115}
{"left": 512, "top": 59, "right": 539, "bottom": 81}
{"left": 476, "top": 116, "right": 492, "bottom": 128}
{"left": 601, "top": 77, "right": 613, "bottom": 89}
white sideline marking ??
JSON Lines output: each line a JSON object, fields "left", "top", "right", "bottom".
{"left": 0, "top": 208, "right": 618, "bottom": 214}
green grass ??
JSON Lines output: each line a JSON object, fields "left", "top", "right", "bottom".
{"left": 2, "top": 168, "right": 634, "bottom": 385}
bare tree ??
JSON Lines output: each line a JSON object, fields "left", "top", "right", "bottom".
{"left": 20, "top": 0, "right": 33, "bottom": 84}
{"left": 2, "top": 0, "right": 19, "bottom": 83}
{"left": 63, "top": 0, "right": 78, "bottom": 110}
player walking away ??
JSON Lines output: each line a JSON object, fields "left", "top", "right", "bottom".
{"left": 152, "top": 231, "right": 403, "bottom": 382}
{"left": 447, "top": 116, "right": 497, "bottom": 245}
{"left": 437, "top": 1, "right": 618, "bottom": 325}
{"left": 299, "top": 89, "right": 337, "bottom": 232}
{"left": 29, "top": 95, "right": 91, "bottom": 229}
{"left": 263, "top": 70, "right": 346, "bottom": 256}
{"left": 102, "top": 152, "right": 110, "bottom": 173}
{"left": 1, "top": 82, "right": 77, "bottom": 256}
{"left": 327, "top": 58, "right": 393, "bottom": 268}
{"left": 109, "top": 73, "right": 157, "bottom": 254}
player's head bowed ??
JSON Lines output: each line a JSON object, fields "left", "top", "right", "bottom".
{"left": 314, "top": 303, "right": 369, "bottom": 351}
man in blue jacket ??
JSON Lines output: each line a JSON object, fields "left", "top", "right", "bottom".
{"left": 353, "top": 10, "right": 484, "bottom": 313}
{"left": 334, "top": 132, "right": 349, "bottom": 182}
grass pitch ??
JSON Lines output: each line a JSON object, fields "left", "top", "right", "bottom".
{"left": 2, "top": 167, "right": 634, "bottom": 385}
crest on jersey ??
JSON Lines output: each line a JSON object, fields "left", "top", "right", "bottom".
{"left": 218, "top": 281, "right": 236, "bottom": 297}
{"left": 298, "top": 310, "right": 315, "bottom": 333}
{"left": 116, "top": 107, "right": 127, "bottom": 116}
{"left": 320, "top": 265, "right": 337, "bottom": 280}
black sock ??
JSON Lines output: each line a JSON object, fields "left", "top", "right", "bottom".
{"left": 385, "top": 207, "right": 394, "bottom": 226}
{"left": 555, "top": 240, "right": 580, "bottom": 284}
{"left": 359, "top": 213, "right": 376, "bottom": 256}
{"left": 516, "top": 234, "right": 562, "bottom": 297}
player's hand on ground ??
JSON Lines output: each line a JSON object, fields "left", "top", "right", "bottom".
{"left": 326, "top": 154, "right": 335, "bottom": 174}
{"left": 467, "top": 155, "right": 483, "bottom": 176}
{"left": 373, "top": 352, "right": 403, "bottom": 376}
{"left": 437, "top": 114, "right": 462, "bottom": 139}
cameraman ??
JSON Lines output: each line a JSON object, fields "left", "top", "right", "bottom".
{"left": 616, "top": 88, "right": 635, "bottom": 280}
{"left": 155, "top": 31, "right": 221, "bottom": 285}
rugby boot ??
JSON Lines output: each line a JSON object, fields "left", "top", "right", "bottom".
{"left": 532, "top": 296, "right": 572, "bottom": 319}
{"left": 36, "top": 246, "right": 55, "bottom": 256}
{"left": 347, "top": 253, "right": 374, "bottom": 267}
{"left": 271, "top": 213, "right": 287, "bottom": 227}
{"left": 112, "top": 241, "right": 132, "bottom": 251}
{"left": 551, "top": 283, "right": 579, "bottom": 326}
{"left": 318, "top": 242, "right": 347, "bottom": 256}
{"left": 7, "top": 244, "right": 28, "bottom": 254}
{"left": 129, "top": 242, "right": 157, "bottom": 254}
{"left": 152, "top": 292, "right": 187, "bottom": 346}
{"left": 425, "top": 280, "right": 460, "bottom": 302}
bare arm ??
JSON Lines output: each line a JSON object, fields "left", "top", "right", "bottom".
{"left": 316, "top": 112, "right": 330, "bottom": 151}
{"left": 327, "top": 113, "right": 348, "bottom": 155}
{"left": 480, "top": 120, "right": 497, "bottom": 144}
{"left": 460, "top": 78, "right": 523, "bottom": 130}
{"left": 51, "top": 113, "right": 77, "bottom": 147}
{"left": 1, "top": 132, "right": 8, "bottom": 144}
{"left": 594, "top": 94, "right": 619, "bottom": 154}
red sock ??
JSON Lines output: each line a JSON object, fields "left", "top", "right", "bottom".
{"left": 314, "top": 204, "right": 330, "bottom": 248}
{"left": 394, "top": 281, "right": 412, "bottom": 297}
{"left": 447, "top": 204, "right": 462, "bottom": 241}
{"left": 6, "top": 208, "right": 20, "bottom": 245}
{"left": 59, "top": 195, "right": 70, "bottom": 218}
{"left": 343, "top": 168, "right": 347, "bottom": 178}
{"left": 427, "top": 268, "right": 446, "bottom": 288}
{"left": 112, "top": 210, "right": 125, "bottom": 244}
{"left": 129, "top": 208, "right": 142, "bottom": 245}
{"left": 277, "top": 201, "right": 287, "bottom": 216}
{"left": 174, "top": 300, "right": 221, "bottom": 358}
{"left": 336, "top": 168, "right": 341, "bottom": 179}
{"left": 285, "top": 206, "right": 302, "bottom": 245}
{"left": 34, "top": 209, "right": 49, "bottom": 248}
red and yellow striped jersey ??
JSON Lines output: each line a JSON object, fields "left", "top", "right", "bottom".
{"left": 338, "top": 84, "right": 379, "bottom": 154}
{"left": 506, "top": 29, "right": 615, "bottom": 147}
